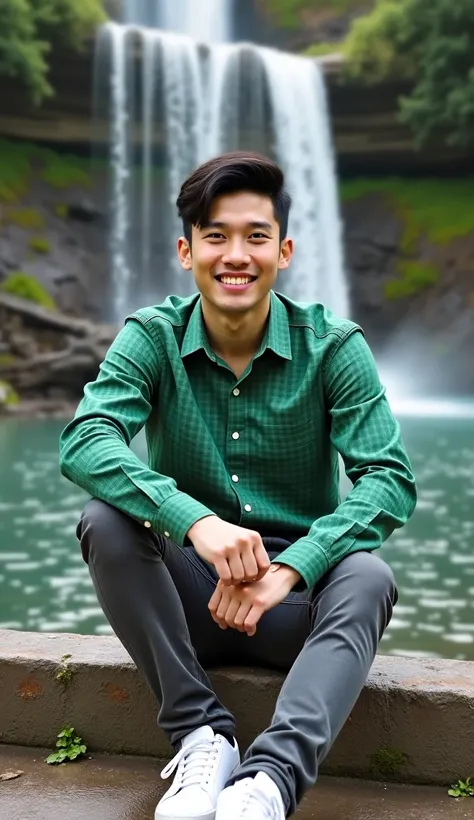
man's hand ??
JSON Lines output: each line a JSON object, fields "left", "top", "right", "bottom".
{"left": 187, "top": 516, "right": 270, "bottom": 586}
{"left": 208, "top": 563, "right": 301, "bottom": 636}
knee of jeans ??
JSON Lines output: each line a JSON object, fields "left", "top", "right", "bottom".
{"left": 76, "top": 498, "right": 125, "bottom": 565}
{"left": 345, "top": 551, "right": 398, "bottom": 608}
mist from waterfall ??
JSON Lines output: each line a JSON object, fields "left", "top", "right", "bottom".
{"left": 95, "top": 4, "right": 348, "bottom": 322}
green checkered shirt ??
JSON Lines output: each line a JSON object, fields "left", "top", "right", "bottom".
{"left": 59, "top": 290, "right": 416, "bottom": 588}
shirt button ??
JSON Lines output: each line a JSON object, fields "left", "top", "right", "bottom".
{"left": 144, "top": 521, "right": 152, "bottom": 528}
{"left": 233, "top": 388, "right": 240, "bottom": 396}
{"left": 244, "top": 504, "right": 252, "bottom": 512}
{"left": 164, "top": 531, "right": 170, "bottom": 538}
{"left": 232, "top": 475, "right": 239, "bottom": 483}
{"left": 232, "top": 431, "right": 240, "bottom": 440}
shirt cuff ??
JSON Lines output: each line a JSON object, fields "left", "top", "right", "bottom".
{"left": 271, "top": 539, "right": 329, "bottom": 589}
{"left": 157, "top": 491, "right": 216, "bottom": 545}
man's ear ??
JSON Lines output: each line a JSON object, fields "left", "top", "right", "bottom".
{"left": 177, "top": 237, "right": 193, "bottom": 270}
{"left": 278, "top": 238, "right": 293, "bottom": 270}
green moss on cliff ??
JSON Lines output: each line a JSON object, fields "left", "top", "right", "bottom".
{"left": 4, "top": 208, "right": 45, "bottom": 230}
{"left": 385, "top": 261, "right": 439, "bottom": 300}
{"left": 341, "top": 178, "right": 474, "bottom": 246}
{"left": 0, "top": 271, "right": 56, "bottom": 310}
{"left": 0, "top": 139, "right": 92, "bottom": 203}
{"left": 28, "top": 236, "right": 51, "bottom": 254}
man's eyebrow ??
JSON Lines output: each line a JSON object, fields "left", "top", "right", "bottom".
{"left": 200, "top": 220, "right": 273, "bottom": 231}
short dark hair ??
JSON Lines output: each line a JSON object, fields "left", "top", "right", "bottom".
{"left": 176, "top": 151, "right": 292, "bottom": 243}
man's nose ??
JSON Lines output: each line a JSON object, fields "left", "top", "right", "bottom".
{"left": 221, "top": 241, "right": 251, "bottom": 266}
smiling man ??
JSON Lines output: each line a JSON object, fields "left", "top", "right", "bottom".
{"left": 59, "top": 152, "right": 417, "bottom": 820}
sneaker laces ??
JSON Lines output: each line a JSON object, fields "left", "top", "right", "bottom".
{"left": 236, "top": 778, "right": 282, "bottom": 818}
{"left": 160, "top": 735, "right": 223, "bottom": 791}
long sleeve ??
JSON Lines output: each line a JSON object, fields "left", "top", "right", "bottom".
{"left": 59, "top": 317, "right": 215, "bottom": 545}
{"left": 274, "top": 329, "right": 417, "bottom": 588}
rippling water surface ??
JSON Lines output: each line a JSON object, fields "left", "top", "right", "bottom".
{"left": 0, "top": 410, "right": 473, "bottom": 660}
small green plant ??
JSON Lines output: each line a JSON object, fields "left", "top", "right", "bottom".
{"left": 45, "top": 726, "right": 88, "bottom": 765}
{"left": 448, "top": 777, "right": 474, "bottom": 798}
{"left": 0, "top": 271, "right": 56, "bottom": 310}
{"left": 28, "top": 236, "right": 51, "bottom": 254}
{"left": 55, "top": 654, "right": 74, "bottom": 686}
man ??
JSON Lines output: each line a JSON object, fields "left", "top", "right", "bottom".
{"left": 59, "top": 151, "right": 417, "bottom": 820}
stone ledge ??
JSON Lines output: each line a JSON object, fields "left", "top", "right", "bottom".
{"left": 0, "top": 629, "right": 473, "bottom": 785}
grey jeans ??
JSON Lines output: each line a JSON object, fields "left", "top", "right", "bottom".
{"left": 78, "top": 499, "right": 397, "bottom": 817}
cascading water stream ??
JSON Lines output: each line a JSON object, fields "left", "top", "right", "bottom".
{"left": 95, "top": 2, "right": 348, "bottom": 321}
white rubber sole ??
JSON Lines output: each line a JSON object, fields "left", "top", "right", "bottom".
{"left": 155, "top": 811, "right": 215, "bottom": 820}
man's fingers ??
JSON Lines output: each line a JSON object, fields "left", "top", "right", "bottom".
{"left": 222, "top": 597, "right": 241, "bottom": 630}
{"left": 227, "top": 553, "right": 246, "bottom": 585}
{"left": 208, "top": 584, "right": 223, "bottom": 614}
{"left": 233, "top": 599, "right": 253, "bottom": 633}
{"left": 244, "top": 599, "right": 265, "bottom": 634}
{"left": 241, "top": 550, "right": 259, "bottom": 583}
{"left": 253, "top": 540, "right": 271, "bottom": 575}
{"left": 214, "top": 555, "right": 232, "bottom": 586}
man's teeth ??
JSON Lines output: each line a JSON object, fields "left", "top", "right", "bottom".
{"left": 220, "top": 276, "right": 252, "bottom": 285}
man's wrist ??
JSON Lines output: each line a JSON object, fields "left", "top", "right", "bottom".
{"left": 187, "top": 514, "right": 217, "bottom": 540}
{"left": 270, "top": 563, "right": 301, "bottom": 590}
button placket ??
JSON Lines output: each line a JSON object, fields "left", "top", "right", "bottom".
{"left": 228, "top": 384, "right": 245, "bottom": 506}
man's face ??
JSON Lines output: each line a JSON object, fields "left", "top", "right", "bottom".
{"left": 178, "top": 191, "right": 293, "bottom": 314}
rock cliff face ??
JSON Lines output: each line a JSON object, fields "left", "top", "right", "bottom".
{"left": 343, "top": 194, "right": 474, "bottom": 396}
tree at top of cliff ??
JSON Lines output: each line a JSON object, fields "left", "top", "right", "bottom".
{"left": 0, "top": 0, "right": 106, "bottom": 105}
{"left": 344, "top": 0, "right": 474, "bottom": 147}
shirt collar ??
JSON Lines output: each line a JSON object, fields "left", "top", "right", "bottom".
{"left": 180, "top": 291, "right": 292, "bottom": 362}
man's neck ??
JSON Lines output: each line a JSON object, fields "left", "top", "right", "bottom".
{"left": 201, "top": 295, "right": 271, "bottom": 360}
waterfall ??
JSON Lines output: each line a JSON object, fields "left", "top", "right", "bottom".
{"left": 122, "top": 0, "right": 232, "bottom": 41}
{"left": 96, "top": 4, "right": 348, "bottom": 321}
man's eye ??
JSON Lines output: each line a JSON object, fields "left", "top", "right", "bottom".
{"left": 205, "top": 233, "right": 225, "bottom": 239}
{"left": 250, "top": 233, "right": 268, "bottom": 240}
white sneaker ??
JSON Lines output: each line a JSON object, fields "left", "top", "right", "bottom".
{"left": 215, "top": 772, "right": 285, "bottom": 819}
{"left": 155, "top": 725, "right": 240, "bottom": 820}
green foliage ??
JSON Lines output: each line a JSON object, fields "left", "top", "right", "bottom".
{"left": 369, "top": 747, "right": 410, "bottom": 776}
{"left": 343, "top": 0, "right": 474, "bottom": 147}
{"left": 340, "top": 177, "right": 474, "bottom": 246}
{"left": 448, "top": 777, "right": 474, "bottom": 798}
{"left": 0, "top": 271, "right": 56, "bottom": 309}
{"left": 266, "top": 0, "right": 370, "bottom": 29}
{"left": 303, "top": 41, "right": 345, "bottom": 57}
{"left": 28, "top": 236, "right": 51, "bottom": 254}
{"left": 0, "top": 0, "right": 106, "bottom": 105}
{"left": 0, "top": 139, "right": 92, "bottom": 203}
{"left": 344, "top": 1, "right": 416, "bottom": 82}
{"left": 4, "top": 207, "right": 44, "bottom": 229}
{"left": 385, "top": 261, "right": 438, "bottom": 299}
{"left": 0, "top": 380, "right": 20, "bottom": 407}
{"left": 45, "top": 726, "right": 87, "bottom": 765}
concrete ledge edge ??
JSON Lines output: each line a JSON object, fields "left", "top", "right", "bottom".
{"left": 1, "top": 629, "right": 473, "bottom": 786}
